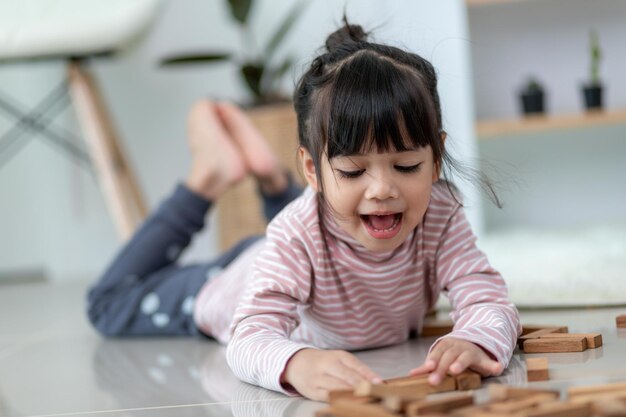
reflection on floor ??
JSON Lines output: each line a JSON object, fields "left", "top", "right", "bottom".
{"left": 1, "top": 282, "right": 625, "bottom": 417}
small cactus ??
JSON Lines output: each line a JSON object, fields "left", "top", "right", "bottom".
{"left": 589, "top": 30, "right": 602, "bottom": 85}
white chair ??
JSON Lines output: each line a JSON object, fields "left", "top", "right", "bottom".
{"left": 0, "top": 0, "right": 163, "bottom": 240}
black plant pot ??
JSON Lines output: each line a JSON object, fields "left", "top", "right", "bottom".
{"left": 520, "top": 90, "right": 545, "bottom": 115}
{"left": 583, "top": 83, "right": 603, "bottom": 110}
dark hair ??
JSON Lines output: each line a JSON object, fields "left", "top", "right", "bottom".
{"left": 294, "top": 19, "right": 500, "bottom": 208}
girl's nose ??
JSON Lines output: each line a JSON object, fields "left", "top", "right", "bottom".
{"left": 364, "top": 173, "right": 399, "bottom": 201}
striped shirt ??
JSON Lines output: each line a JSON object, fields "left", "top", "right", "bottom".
{"left": 194, "top": 181, "right": 521, "bottom": 395}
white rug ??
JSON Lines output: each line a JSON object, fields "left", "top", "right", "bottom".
{"left": 476, "top": 223, "right": 626, "bottom": 308}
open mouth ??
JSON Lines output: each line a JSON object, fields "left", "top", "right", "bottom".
{"left": 360, "top": 213, "right": 403, "bottom": 239}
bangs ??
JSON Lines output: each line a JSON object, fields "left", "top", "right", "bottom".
{"left": 325, "top": 51, "right": 440, "bottom": 158}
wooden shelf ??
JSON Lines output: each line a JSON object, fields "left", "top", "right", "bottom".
{"left": 466, "top": 0, "right": 532, "bottom": 7}
{"left": 476, "top": 108, "right": 626, "bottom": 139}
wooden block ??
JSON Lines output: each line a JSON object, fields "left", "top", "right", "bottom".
{"left": 526, "top": 357, "right": 549, "bottom": 382}
{"left": 521, "top": 325, "right": 569, "bottom": 336}
{"left": 315, "top": 407, "right": 338, "bottom": 417}
{"left": 570, "top": 391, "right": 626, "bottom": 406}
{"left": 328, "top": 389, "right": 376, "bottom": 405}
{"left": 405, "top": 391, "right": 474, "bottom": 416}
{"left": 356, "top": 375, "right": 456, "bottom": 398}
{"left": 384, "top": 374, "right": 429, "bottom": 386}
{"left": 421, "top": 320, "right": 454, "bottom": 337}
{"left": 488, "top": 393, "right": 558, "bottom": 413}
{"left": 568, "top": 381, "right": 626, "bottom": 397}
{"left": 617, "top": 315, "right": 626, "bottom": 328}
{"left": 455, "top": 370, "right": 482, "bottom": 390}
{"left": 591, "top": 399, "right": 626, "bottom": 417}
{"left": 332, "top": 399, "right": 402, "bottom": 417}
{"left": 518, "top": 327, "right": 569, "bottom": 349}
{"left": 523, "top": 336, "right": 587, "bottom": 353}
{"left": 488, "top": 384, "right": 560, "bottom": 401}
{"left": 382, "top": 395, "right": 411, "bottom": 413}
{"left": 382, "top": 397, "right": 453, "bottom": 415}
{"left": 539, "top": 333, "right": 603, "bottom": 348}
{"left": 450, "top": 404, "right": 491, "bottom": 416}
{"left": 523, "top": 401, "right": 591, "bottom": 417}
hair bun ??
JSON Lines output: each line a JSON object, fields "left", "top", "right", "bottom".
{"left": 325, "top": 22, "right": 367, "bottom": 52}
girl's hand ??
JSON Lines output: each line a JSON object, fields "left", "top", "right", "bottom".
{"left": 282, "top": 348, "right": 382, "bottom": 401}
{"left": 409, "top": 337, "right": 503, "bottom": 385}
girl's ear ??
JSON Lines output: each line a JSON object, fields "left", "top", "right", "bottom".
{"left": 299, "top": 147, "right": 319, "bottom": 192}
{"left": 433, "top": 132, "right": 447, "bottom": 182}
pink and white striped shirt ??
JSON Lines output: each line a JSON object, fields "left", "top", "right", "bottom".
{"left": 194, "top": 181, "right": 521, "bottom": 395}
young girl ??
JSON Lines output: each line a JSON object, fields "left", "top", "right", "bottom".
{"left": 88, "top": 22, "right": 521, "bottom": 402}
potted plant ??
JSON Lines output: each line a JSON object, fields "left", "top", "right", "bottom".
{"left": 519, "top": 77, "right": 546, "bottom": 116}
{"left": 582, "top": 29, "right": 603, "bottom": 110}
{"left": 160, "top": 0, "right": 308, "bottom": 106}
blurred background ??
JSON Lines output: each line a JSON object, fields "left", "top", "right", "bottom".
{"left": 0, "top": 0, "right": 624, "bottom": 306}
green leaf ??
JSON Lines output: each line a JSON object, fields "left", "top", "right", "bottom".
{"left": 227, "top": 0, "right": 253, "bottom": 24}
{"left": 263, "top": 56, "right": 293, "bottom": 91}
{"left": 264, "top": 0, "right": 308, "bottom": 60}
{"left": 159, "top": 53, "right": 231, "bottom": 66}
{"left": 242, "top": 63, "right": 264, "bottom": 98}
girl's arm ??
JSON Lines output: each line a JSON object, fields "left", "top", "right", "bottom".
{"left": 426, "top": 206, "right": 522, "bottom": 375}
{"left": 225, "top": 227, "right": 317, "bottom": 394}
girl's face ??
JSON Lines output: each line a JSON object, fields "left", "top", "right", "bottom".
{"left": 301, "top": 144, "right": 438, "bottom": 252}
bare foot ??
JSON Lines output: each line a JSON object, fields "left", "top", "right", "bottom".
{"left": 184, "top": 100, "right": 247, "bottom": 200}
{"left": 216, "top": 102, "right": 288, "bottom": 195}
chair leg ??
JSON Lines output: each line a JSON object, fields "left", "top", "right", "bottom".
{"left": 67, "top": 59, "right": 147, "bottom": 240}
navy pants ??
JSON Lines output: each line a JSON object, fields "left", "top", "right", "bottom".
{"left": 87, "top": 179, "right": 302, "bottom": 337}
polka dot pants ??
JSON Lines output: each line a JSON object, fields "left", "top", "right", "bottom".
{"left": 87, "top": 181, "right": 301, "bottom": 337}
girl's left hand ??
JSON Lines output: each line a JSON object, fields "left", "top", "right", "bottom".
{"left": 408, "top": 337, "right": 503, "bottom": 385}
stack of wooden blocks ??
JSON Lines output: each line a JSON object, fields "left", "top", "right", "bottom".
{"left": 518, "top": 325, "right": 603, "bottom": 353}
{"left": 318, "top": 380, "right": 626, "bottom": 417}
{"left": 318, "top": 370, "right": 481, "bottom": 417}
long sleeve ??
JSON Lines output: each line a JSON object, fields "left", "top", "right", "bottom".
{"left": 225, "top": 219, "right": 317, "bottom": 395}
{"left": 432, "top": 205, "right": 522, "bottom": 366}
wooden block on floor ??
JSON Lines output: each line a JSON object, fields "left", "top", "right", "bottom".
{"left": 617, "top": 315, "right": 626, "bottom": 328}
{"left": 568, "top": 381, "right": 626, "bottom": 398}
{"left": 521, "top": 325, "right": 569, "bottom": 336}
{"left": 381, "top": 395, "right": 412, "bottom": 413}
{"left": 421, "top": 319, "right": 454, "bottom": 337}
{"left": 488, "top": 392, "right": 559, "bottom": 413}
{"left": 384, "top": 374, "right": 429, "bottom": 386}
{"left": 455, "top": 370, "right": 482, "bottom": 390}
{"left": 570, "top": 390, "right": 626, "bottom": 407}
{"left": 405, "top": 391, "right": 474, "bottom": 416}
{"left": 328, "top": 389, "right": 376, "bottom": 405}
{"left": 523, "top": 336, "right": 587, "bottom": 353}
{"left": 526, "top": 357, "right": 550, "bottom": 382}
{"left": 355, "top": 375, "right": 456, "bottom": 399}
{"left": 523, "top": 401, "right": 591, "bottom": 417}
{"left": 518, "top": 327, "right": 569, "bottom": 349}
{"left": 316, "top": 407, "right": 339, "bottom": 417}
{"left": 591, "top": 399, "right": 626, "bottom": 417}
{"left": 488, "top": 384, "right": 560, "bottom": 401}
{"left": 539, "top": 333, "right": 603, "bottom": 348}
{"left": 451, "top": 404, "right": 491, "bottom": 416}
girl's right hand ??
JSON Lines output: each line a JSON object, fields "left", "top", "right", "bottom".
{"left": 281, "top": 348, "right": 382, "bottom": 401}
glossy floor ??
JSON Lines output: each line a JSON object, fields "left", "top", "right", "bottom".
{"left": 1, "top": 282, "right": 626, "bottom": 417}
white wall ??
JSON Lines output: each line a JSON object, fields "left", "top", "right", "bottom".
{"left": 468, "top": 0, "right": 626, "bottom": 231}
{"left": 0, "top": 0, "right": 477, "bottom": 282}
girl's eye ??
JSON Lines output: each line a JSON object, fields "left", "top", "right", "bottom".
{"left": 395, "top": 163, "right": 421, "bottom": 173}
{"left": 336, "top": 169, "right": 365, "bottom": 179}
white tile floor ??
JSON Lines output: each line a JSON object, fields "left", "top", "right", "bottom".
{"left": 1, "top": 281, "right": 626, "bottom": 417}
